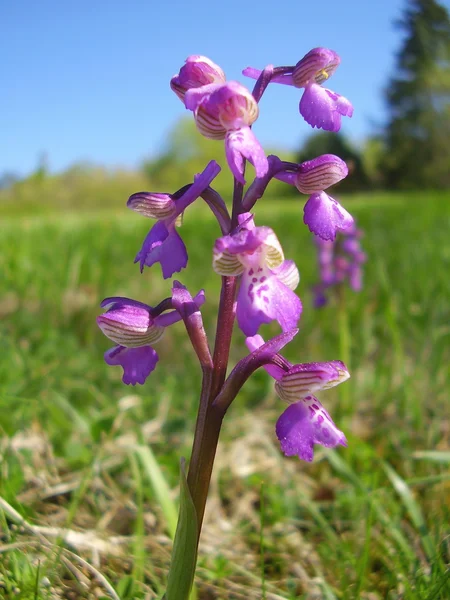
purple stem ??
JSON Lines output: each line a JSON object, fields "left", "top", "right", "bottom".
{"left": 186, "top": 179, "right": 243, "bottom": 536}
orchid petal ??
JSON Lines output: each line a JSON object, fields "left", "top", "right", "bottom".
{"left": 225, "top": 127, "right": 268, "bottom": 185}
{"left": 300, "top": 84, "right": 353, "bottom": 132}
{"left": 303, "top": 192, "right": 354, "bottom": 241}
{"left": 135, "top": 221, "right": 188, "bottom": 278}
{"left": 276, "top": 395, "right": 347, "bottom": 462}
{"left": 105, "top": 345, "right": 159, "bottom": 386}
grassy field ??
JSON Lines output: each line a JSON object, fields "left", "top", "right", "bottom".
{"left": 0, "top": 190, "right": 449, "bottom": 599}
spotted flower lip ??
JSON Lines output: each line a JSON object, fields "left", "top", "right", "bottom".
{"left": 303, "top": 191, "right": 354, "bottom": 241}
{"left": 170, "top": 55, "right": 226, "bottom": 105}
{"left": 276, "top": 395, "right": 348, "bottom": 462}
{"left": 243, "top": 47, "right": 353, "bottom": 132}
{"left": 214, "top": 213, "right": 301, "bottom": 336}
{"left": 245, "top": 334, "right": 348, "bottom": 461}
{"left": 300, "top": 85, "right": 353, "bottom": 132}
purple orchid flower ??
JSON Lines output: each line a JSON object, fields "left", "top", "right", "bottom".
{"left": 128, "top": 160, "right": 221, "bottom": 278}
{"left": 246, "top": 335, "right": 349, "bottom": 461}
{"left": 170, "top": 55, "right": 226, "bottom": 105}
{"left": 313, "top": 221, "right": 366, "bottom": 306}
{"left": 275, "top": 154, "right": 353, "bottom": 241}
{"left": 183, "top": 79, "right": 268, "bottom": 184}
{"left": 243, "top": 47, "right": 353, "bottom": 133}
{"left": 213, "top": 213, "right": 301, "bottom": 336}
{"left": 97, "top": 287, "right": 205, "bottom": 385}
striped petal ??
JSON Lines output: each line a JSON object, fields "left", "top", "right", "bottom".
{"left": 275, "top": 360, "right": 349, "bottom": 402}
{"left": 127, "top": 192, "right": 176, "bottom": 219}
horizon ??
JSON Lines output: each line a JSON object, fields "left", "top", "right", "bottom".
{"left": 2, "top": 0, "right": 416, "bottom": 177}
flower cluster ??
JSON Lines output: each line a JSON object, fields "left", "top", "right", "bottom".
{"left": 312, "top": 221, "right": 367, "bottom": 307}
{"left": 97, "top": 47, "right": 355, "bottom": 463}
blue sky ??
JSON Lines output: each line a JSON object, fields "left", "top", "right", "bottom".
{"left": 1, "top": 0, "right": 417, "bottom": 176}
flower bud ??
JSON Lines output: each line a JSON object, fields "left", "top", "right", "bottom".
{"left": 275, "top": 360, "right": 350, "bottom": 402}
{"left": 97, "top": 298, "right": 164, "bottom": 348}
{"left": 127, "top": 192, "right": 176, "bottom": 219}
{"left": 295, "top": 155, "right": 348, "bottom": 194}
{"left": 170, "top": 55, "right": 226, "bottom": 102}
{"left": 292, "top": 47, "right": 340, "bottom": 88}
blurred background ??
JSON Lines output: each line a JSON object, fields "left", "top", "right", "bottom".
{"left": 1, "top": 0, "right": 449, "bottom": 599}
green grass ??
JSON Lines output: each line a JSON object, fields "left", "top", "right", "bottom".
{"left": 0, "top": 190, "right": 449, "bottom": 599}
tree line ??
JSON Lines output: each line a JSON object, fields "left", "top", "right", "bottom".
{"left": 2, "top": 0, "right": 449, "bottom": 195}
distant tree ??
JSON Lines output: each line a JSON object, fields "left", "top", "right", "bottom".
{"left": 296, "top": 131, "right": 370, "bottom": 192}
{"left": 383, "top": 0, "right": 450, "bottom": 188}
{"left": 0, "top": 171, "right": 20, "bottom": 190}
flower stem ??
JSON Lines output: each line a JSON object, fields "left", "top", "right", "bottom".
{"left": 186, "top": 178, "right": 244, "bottom": 538}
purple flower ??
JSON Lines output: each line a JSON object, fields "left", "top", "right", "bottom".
{"left": 243, "top": 47, "right": 353, "bottom": 132}
{"left": 275, "top": 154, "right": 353, "bottom": 241}
{"left": 186, "top": 80, "right": 268, "bottom": 184}
{"left": 275, "top": 396, "right": 348, "bottom": 462}
{"left": 312, "top": 221, "right": 367, "bottom": 306}
{"left": 97, "top": 288, "right": 205, "bottom": 385}
{"left": 129, "top": 161, "right": 221, "bottom": 278}
{"left": 303, "top": 192, "right": 353, "bottom": 241}
{"left": 300, "top": 85, "right": 353, "bottom": 132}
{"left": 246, "top": 334, "right": 349, "bottom": 461}
{"left": 104, "top": 346, "right": 159, "bottom": 386}
{"left": 213, "top": 213, "right": 301, "bottom": 336}
{"left": 170, "top": 55, "right": 226, "bottom": 105}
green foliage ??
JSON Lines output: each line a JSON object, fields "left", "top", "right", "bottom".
{"left": 0, "top": 190, "right": 449, "bottom": 597}
{"left": 383, "top": 0, "right": 450, "bottom": 188}
{"left": 165, "top": 460, "right": 198, "bottom": 600}
{"left": 0, "top": 162, "right": 150, "bottom": 216}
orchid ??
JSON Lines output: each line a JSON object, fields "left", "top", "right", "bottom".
{"left": 97, "top": 286, "right": 205, "bottom": 385}
{"left": 243, "top": 47, "right": 353, "bottom": 132}
{"left": 170, "top": 55, "right": 226, "bottom": 104}
{"left": 171, "top": 58, "right": 268, "bottom": 184}
{"left": 97, "top": 49, "right": 358, "bottom": 598}
{"left": 275, "top": 154, "right": 353, "bottom": 240}
{"left": 313, "top": 221, "right": 367, "bottom": 306}
{"left": 246, "top": 334, "right": 349, "bottom": 461}
{"left": 128, "top": 160, "right": 221, "bottom": 278}
{"left": 213, "top": 213, "right": 301, "bottom": 335}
